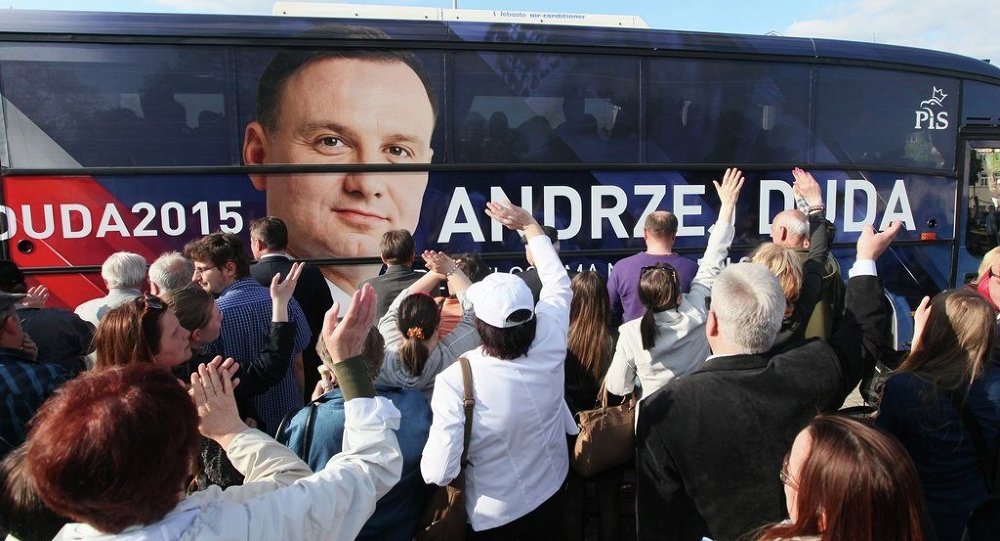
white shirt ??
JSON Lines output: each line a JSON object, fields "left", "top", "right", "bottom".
{"left": 420, "top": 234, "right": 577, "bottom": 531}
{"left": 325, "top": 279, "right": 353, "bottom": 310}
{"left": 605, "top": 222, "right": 735, "bottom": 399}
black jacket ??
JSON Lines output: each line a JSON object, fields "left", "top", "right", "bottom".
{"left": 357, "top": 264, "right": 423, "bottom": 321}
{"left": 250, "top": 255, "right": 331, "bottom": 401}
{"left": 635, "top": 274, "right": 892, "bottom": 541}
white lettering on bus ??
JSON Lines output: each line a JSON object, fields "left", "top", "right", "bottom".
{"left": 60, "top": 204, "right": 92, "bottom": 239}
{"left": 591, "top": 185, "right": 628, "bottom": 239}
{"left": 0, "top": 201, "right": 245, "bottom": 242}
{"left": 632, "top": 185, "right": 666, "bottom": 237}
{"left": 673, "top": 184, "right": 706, "bottom": 237}
{"left": 758, "top": 178, "right": 915, "bottom": 234}
{"left": 96, "top": 203, "right": 130, "bottom": 238}
{"left": 21, "top": 204, "right": 55, "bottom": 239}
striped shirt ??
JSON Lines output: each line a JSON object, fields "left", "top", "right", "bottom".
{"left": 0, "top": 347, "right": 67, "bottom": 454}
{"left": 206, "top": 278, "right": 310, "bottom": 435}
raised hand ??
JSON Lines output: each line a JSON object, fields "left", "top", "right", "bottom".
{"left": 910, "top": 295, "right": 932, "bottom": 352}
{"left": 856, "top": 221, "right": 903, "bottom": 261}
{"left": 321, "top": 283, "right": 377, "bottom": 366}
{"left": 270, "top": 261, "right": 303, "bottom": 323}
{"left": 270, "top": 261, "right": 303, "bottom": 306}
{"left": 23, "top": 285, "right": 49, "bottom": 309}
{"left": 422, "top": 250, "right": 455, "bottom": 275}
{"left": 190, "top": 357, "right": 247, "bottom": 445}
{"left": 792, "top": 167, "right": 823, "bottom": 208}
{"left": 485, "top": 200, "right": 537, "bottom": 232}
{"left": 713, "top": 167, "right": 745, "bottom": 211}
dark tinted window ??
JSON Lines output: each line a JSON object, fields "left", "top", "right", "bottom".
{"left": 0, "top": 43, "right": 235, "bottom": 168}
{"left": 962, "top": 80, "right": 1000, "bottom": 125}
{"left": 814, "top": 67, "right": 958, "bottom": 171}
{"left": 450, "top": 51, "right": 639, "bottom": 163}
{"left": 645, "top": 58, "right": 811, "bottom": 164}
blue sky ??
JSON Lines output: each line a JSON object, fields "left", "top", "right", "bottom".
{"left": 8, "top": 0, "right": 1000, "bottom": 62}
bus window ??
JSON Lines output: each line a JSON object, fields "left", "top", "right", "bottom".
{"left": 450, "top": 51, "right": 639, "bottom": 163}
{"left": 814, "top": 67, "right": 958, "bottom": 171}
{"left": 964, "top": 146, "right": 1000, "bottom": 261}
{"left": 962, "top": 80, "right": 1000, "bottom": 125}
{"left": 0, "top": 43, "right": 235, "bottom": 168}
{"left": 645, "top": 58, "right": 811, "bottom": 164}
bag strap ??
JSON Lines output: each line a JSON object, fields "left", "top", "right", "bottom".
{"left": 594, "top": 379, "right": 637, "bottom": 409}
{"left": 458, "top": 356, "right": 475, "bottom": 468}
{"left": 949, "top": 391, "right": 999, "bottom": 495}
{"left": 276, "top": 393, "right": 335, "bottom": 458}
{"left": 596, "top": 380, "right": 610, "bottom": 408}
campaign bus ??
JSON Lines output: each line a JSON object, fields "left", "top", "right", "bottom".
{"left": 1, "top": 7, "right": 1000, "bottom": 345}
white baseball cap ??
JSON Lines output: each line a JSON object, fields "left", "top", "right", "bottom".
{"left": 465, "top": 272, "right": 535, "bottom": 328}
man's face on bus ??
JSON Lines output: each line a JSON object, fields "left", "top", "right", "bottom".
{"left": 244, "top": 57, "right": 435, "bottom": 288}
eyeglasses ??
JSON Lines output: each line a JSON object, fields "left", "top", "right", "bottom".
{"left": 779, "top": 453, "right": 798, "bottom": 490}
{"left": 193, "top": 264, "right": 219, "bottom": 276}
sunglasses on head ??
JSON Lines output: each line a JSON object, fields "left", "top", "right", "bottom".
{"left": 640, "top": 263, "right": 678, "bottom": 280}
{"left": 138, "top": 293, "right": 165, "bottom": 314}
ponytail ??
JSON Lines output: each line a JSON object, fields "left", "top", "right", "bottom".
{"left": 636, "top": 264, "right": 680, "bottom": 351}
{"left": 400, "top": 332, "right": 431, "bottom": 376}
{"left": 640, "top": 308, "right": 658, "bottom": 350}
{"left": 396, "top": 294, "right": 440, "bottom": 377}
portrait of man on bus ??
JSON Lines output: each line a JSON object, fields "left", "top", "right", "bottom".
{"left": 243, "top": 25, "right": 437, "bottom": 304}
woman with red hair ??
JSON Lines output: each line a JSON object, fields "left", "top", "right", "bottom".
{"left": 757, "top": 415, "right": 929, "bottom": 541}
{"left": 25, "top": 285, "right": 402, "bottom": 540}
{"left": 91, "top": 293, "right": 192, "bottom": 370}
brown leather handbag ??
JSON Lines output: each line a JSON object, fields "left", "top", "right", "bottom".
{"left": 571, "top": 382, "right": 636, "bottom": 477}
{"left": 415, "top": 357, "right": 474, "bottom": 541}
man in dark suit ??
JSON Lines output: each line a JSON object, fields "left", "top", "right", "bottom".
{"left": 358, "top": 229, "right": 423, "bottom": 321}
{"left": 635, "top": 222, "right": 902, "bottom": 541}
{"left": 516, "top": 225, "right": 576, "bottom": 303}
{"left": 249, "top": 216, "right": 332, "bottom": 402}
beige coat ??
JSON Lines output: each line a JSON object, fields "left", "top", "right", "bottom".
{"left": 54, "top": 397, "right": 402, "bottom": 541}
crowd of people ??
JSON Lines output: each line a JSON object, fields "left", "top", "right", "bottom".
{"left": 0, "top": 168, "right": 998, "bottom": 541}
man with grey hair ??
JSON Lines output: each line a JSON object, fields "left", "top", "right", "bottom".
{"left": 635, "top": 221, "right": 901, "bottom": 541}
{"left": 607, "top": 210, "right": 698, "bottom": 326}
{"left": 770, "top": 168, "right": 845, "bottom": 340}
{"left": 148, "top": 251, "right": 195, "bottom": 296}
{"left": 74, "top": 251, "right": 147, "bottom": 327}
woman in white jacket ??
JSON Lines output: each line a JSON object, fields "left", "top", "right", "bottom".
{"left": 422, "top": 201, "right": 577, "bottom": 539}
{"left": 26, "top": 285, "right": 402, "bottom": 541}
{"left": 605, "top": 168, "right": 743, "bottom": 400}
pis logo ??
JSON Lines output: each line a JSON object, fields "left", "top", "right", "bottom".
{"left": 914, "top": 86, "right": 949, "bottom": 130}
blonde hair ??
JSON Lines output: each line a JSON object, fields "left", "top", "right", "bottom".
{"left": 751, "top": 243, "right": 803, "bottom": 319}
{"left": 974, "top": 246, "right": 1000, "bottom": 285}
{"left": 899, "top": 289, "right": 997, "bottom": 392}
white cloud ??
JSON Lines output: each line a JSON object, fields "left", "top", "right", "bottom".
{"left": 786, "top": 0, "right": 1000, "bottom": 63}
